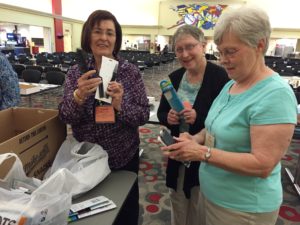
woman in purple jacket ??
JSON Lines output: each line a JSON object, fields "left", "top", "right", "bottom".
{"left": 58, "top": 10, "right": 149, "bottom": 225}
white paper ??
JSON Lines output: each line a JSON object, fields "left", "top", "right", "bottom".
{"left": 77, "top": 200, "right": 116, "bottom": 219}
{"left": 95, "top": 56, "right": 119, "bottom": 104}
{"left": 70, "top": 196, "right": 110, "bottom": 213}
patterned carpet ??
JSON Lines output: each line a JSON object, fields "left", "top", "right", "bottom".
{"left": 138, "top": 124, "right": 171, "bottom": 225}
{"left": 20, "top": 61, "right": 300, "bottom": 225}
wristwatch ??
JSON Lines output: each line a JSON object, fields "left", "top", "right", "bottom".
{"left": 204, "top": 146, "right": 211, "bottom": 162}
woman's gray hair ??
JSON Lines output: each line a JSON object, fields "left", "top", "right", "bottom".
{"left": 173, "top": 24, "right": 205, "bottom": 44}
{"left": 214, "top": 6, "right": 271, "bottom": 54}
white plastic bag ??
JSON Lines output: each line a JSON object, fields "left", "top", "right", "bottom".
{"left": 0, "top": 173, "right": 72, "bottom": 225}
{"left": 44, "top": 136, "right": 111, "bottom": 198}
{"left": 0, "top": 154, "right": 72, "bottom": 225}
{"left": 0, "top": 153, "right": 41, "bottom": 191}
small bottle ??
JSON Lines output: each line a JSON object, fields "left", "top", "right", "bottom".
{"left": 160, "top": 80, "right": 184, "bottom": 112}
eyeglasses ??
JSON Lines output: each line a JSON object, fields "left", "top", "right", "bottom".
{"left": 217, "top": 48, "right": 240, "bottom": 59}
{"left": 175, "top": 43, "right": 200, "bottom": 54}
{"left": 92, "top": 28, "right": 116, "bottom": 38}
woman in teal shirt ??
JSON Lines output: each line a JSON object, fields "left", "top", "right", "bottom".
{"left": 161, "top": 6, "right": 297, "bottom": 225}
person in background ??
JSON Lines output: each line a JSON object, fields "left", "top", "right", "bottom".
{"left": 58, "top": 10, "right": 149, "bottom": 225}
{"left": 162, "top": 44, "right": 169, "bottom": 55}
{"left": 157, "top": 44, "right": 161, "bottom": 53}
{"left": 0, "top": 52, "right": 20, "bottom": 110}
{"left": 162, "top": 6, "right": 297, "bottom": 225}
{"left": 157, "top": 25, "right": 228, "bottom": 225}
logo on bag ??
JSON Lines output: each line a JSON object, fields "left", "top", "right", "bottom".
{"left": 0, "top": 216, "right": 16, "bottom": 225}
{"left": 39, "top": 209, "right": 48, "bottom": 222}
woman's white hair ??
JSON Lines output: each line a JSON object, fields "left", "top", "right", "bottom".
{"left": 214, "top": 6, "right": 271, "bottom": 54}
{"left": 173, "top": 24, "right": 205, "bottom": 44}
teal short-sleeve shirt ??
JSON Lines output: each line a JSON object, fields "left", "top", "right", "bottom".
{"left": 201, "top": 73, "right": 297, "bottom": 212}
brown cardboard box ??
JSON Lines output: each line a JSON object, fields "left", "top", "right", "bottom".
{"left": 0, "top": 107, "right": 66, "bottom": 179}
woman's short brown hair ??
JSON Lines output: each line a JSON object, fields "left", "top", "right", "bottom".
{"left": 81, "top": 10, "right": 122, "bottom": 57}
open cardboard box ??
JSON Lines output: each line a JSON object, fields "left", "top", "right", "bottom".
{"left": 0, "top": 107, "right": 66, "bottom": 179}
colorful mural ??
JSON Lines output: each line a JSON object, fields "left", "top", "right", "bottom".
{"left": 168, "top": 4, "right": 227, "bottom": 30}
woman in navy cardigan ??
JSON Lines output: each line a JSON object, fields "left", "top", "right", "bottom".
{"left": 157, "top": 25, "right": 228, "bottom": 225}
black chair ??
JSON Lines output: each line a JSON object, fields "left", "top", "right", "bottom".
{"left": 22, "top": 69, "right": 42, "bottom": 83}
{"left": 134, "top": 61, "right": 146, "bottom": 71}
{"left": 60, "top": 63, "right": 71, "bottom": 73}
{"left": 35, "top": 54, "right": 48, "bottom": 64}
{"left": 44, "top": 66, "right": 61, "bottom": 73}
{"left": 50, "top": 56, "right": 62, "bottom": 67}
{"left": 17, "top": 54, "right": 29, "bottom": 64}
{"left": 62, "top": 56, "right": 72, "bottom": 65}
{"left": 7, "top": 53, "right": 16, "bottom": 64}
{"left": 45, "top": 71, "right": 65, "bottom": 85}
{"left": 38, "top": 62, "right": 53, "bottom": 67}
{"left": 23, "top": 60, "right": 34, "bottom": 66}
{"left": 12, "top": 64, "right": 26, "bottom": 79}
{"left": 25, "top": 65, "right": 44, "bottom": 73}
{"left": 293, "top": 65, "right": 300, "bottom": 76}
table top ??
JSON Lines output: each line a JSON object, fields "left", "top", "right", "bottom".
{"left": 19, "top": 82, "right": 60, "bottom": 96}
{"left": 71, "top": 170, "right": 137, "bottom": 225}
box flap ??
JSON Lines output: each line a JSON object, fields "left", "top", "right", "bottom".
{"left": 0, "top": 107, "right": 66, "bottom": 179}
{"left": 0, "top": 108, "right": 58, "bottom": 143}
{"left": 0, "top": 108, "right": 16, "bottom": 143}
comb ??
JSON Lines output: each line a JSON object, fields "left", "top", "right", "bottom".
{"left": 76, "top": 48, "right": 89, "bottom": 74}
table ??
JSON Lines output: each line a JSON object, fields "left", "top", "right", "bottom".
{"left": 19, "top": 82, "right": 60, "bottom": 96}
{"left": 148, "top": 101, "right": 159, "bottom": 124}
{"left": 71, "top": 170, "right": 137, "bottom": 225}
{"left": 19, "top": 82, "right": 61, "bottom": 107}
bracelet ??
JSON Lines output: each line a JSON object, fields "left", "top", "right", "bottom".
{"left": 73, "top": 89, "right": 84, "bottom": 103}
{"left": 204, "top": 146, "right": 212, "bottom": 162}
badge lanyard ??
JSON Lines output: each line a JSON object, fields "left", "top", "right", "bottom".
{"left": 205, "top": 94, "right": 231, "bottom": 147}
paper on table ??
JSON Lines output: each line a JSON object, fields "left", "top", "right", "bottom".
{"left": 77, "top": 201, "right": 116, "bottom": 219}
{"left": 68, "top": 196, "right": 117, "bottom": 222}
{"left": 95, "top": 56, "right": 119, "bottom": 104}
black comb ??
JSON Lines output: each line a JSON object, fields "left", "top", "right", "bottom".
{"left": 76, "top": 48, "right": 89, "bottom": 74}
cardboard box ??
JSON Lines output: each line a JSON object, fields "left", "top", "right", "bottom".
{"left": 19, "top": 83, "right": 40, "bottom": 95}
{"left": 0, "top": 107, "right": 66, "bottom": 179}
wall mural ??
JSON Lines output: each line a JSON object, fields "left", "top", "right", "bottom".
{"left": 168, "top": 4, "right": 228, "bottom": 30}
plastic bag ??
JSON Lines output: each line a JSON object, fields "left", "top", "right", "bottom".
{"left": 0, "top": 153, "right": 72, "bottom": 225}
{"left": 44, "top": 136, "right": 111, "bottom": 198}
{"left": 0, "top": 186, "right": 71, "bottom": 225}
{"left": 0, "top": 153, "right": 41, "bottom": 192}
{"left": 0, "top": 135, "right": 110, "bottom": 224}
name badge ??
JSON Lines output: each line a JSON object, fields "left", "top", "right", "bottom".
{"left": 95, "top": 105, "right": 115, "bottom": 123}
{"left": 204, "top": 131, "right": 215, "bottom": 148}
